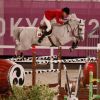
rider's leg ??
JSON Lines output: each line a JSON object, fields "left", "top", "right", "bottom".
{"left": 38, "top": 15, "right": 52, "bottom": 43}
{"left": 43, "top": 15, "right": 51, "bottom": 32}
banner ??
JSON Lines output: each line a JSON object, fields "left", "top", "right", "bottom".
{"left": 0, "top": 1, "right": 100, "bottom": 56}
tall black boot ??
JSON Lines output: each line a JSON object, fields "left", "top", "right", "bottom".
{"left": 38, "top": 30, "right": 52, "bottom": 43}
{"left": 38, "top": 33, "right": 46, "bottom": 43}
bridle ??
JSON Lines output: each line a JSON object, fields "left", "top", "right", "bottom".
{"left": 65, "top": 20, "right": 83, "bottom": 39}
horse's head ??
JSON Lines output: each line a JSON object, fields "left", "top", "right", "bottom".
{"left": 67, "top": 18, "right": 85, "bottom": 41}
{"left": 78, "top": 19, "right": 85, "bottom": 40}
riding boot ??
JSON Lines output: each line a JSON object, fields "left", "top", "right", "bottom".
{"left": 38, "top": 30, "right": 52, "bottom": 43}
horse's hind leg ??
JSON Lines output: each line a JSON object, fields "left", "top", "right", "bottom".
{"left": 15, "top": 42, "right": 24, "bottom": 58}
{"left": 13, "top": 27, "right": 24, "bottom": 43}
{"left": 15, "top": 49, "right": 24, "bottom": 59}
{"left": 13, "top": 27, "right": 24, "bottom": 57}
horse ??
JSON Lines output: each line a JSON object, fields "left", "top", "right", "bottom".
{"left": 12, "top": 17, "right": 85, "bottom": 56}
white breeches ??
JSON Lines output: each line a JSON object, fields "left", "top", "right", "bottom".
{"left": 40, "top": 15, "right": 52, "bottom": 32}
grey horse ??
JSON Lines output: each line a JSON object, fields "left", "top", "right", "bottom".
{"left": 13, "top": 18, "right": 85, "bottom": 55}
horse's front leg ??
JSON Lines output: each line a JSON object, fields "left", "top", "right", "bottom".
{"left": 70, "top": 37, "right": 79, "bottom": 52}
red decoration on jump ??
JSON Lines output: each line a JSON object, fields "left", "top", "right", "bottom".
{"left": 32, "top": 46, "right": 36, "bottom": 53}
{"left": 83, "top": 62, "right": 97, "bottom": 85}
{"left": 0, "top": 59, "right": 13, "bottom": 93}
{"left": 0, "top": 59, "right": 25, "bottom": 94}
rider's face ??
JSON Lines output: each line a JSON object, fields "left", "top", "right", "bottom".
{"left": 62, "top": 12, "right": 68, "bottom": 18}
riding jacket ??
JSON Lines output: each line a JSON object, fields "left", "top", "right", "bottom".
{"left": 44, "top": 10, "right": 63, "bottom": 24}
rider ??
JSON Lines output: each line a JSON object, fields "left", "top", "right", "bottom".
{"left": 38, "top": 7, "right": 79, "bottom": 50}
{"left": 38, "top": 7, "right": 70, "bottom": 43}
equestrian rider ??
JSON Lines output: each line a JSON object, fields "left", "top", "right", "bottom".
{"left": 38, "top": 7, "right": 79, "bottom": 49}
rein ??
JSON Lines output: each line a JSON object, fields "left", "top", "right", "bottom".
{"left": 65, "top": 20, "right": 81, "bottom": 38}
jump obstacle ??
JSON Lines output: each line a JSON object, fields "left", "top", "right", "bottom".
{"left": 0, "top": 45, "right": 98, "bottom": 70}
{"left": 31, "top": 44, "right": 100, "bottom": 100}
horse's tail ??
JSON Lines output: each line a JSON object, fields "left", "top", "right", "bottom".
{"left": 13, "top": 27, "right": 24, "bottom": 42}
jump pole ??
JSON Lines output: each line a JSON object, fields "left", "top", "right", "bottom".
{"left": 32, "top": 47, "right": 36, "bottom": 85}
{"left": 50, "top": 47, "right": 54, "bottom": 70}
{"left": 97, "top": 44, "right": 100, "bottom": 94}
{"left": 57, "top": 46, "right": 62, "bottom": 100}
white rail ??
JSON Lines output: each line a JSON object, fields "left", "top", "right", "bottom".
{"left": 0, "top": 45, "right": 98, "bottom": 50}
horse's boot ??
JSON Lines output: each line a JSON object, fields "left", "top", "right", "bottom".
{"left": 74, "top": 40, "right": 79, "bottom": 48}
{"left": 73, "top": 40, "right": 78, "bottom": 48}
{"left": 70, "top": 40, "right": 79, "bottom": 52}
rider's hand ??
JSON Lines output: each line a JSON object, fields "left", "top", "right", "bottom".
{"left": 59, "top": 19, "right": 64, "bottom": 22}
{"left": 59, "top": 19, "right": 64, "bottom": 24}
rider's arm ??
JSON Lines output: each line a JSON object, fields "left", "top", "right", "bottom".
{"left": 56, "top": 17, "right": 64, "bottom": 24}
{"left": 55, "top": 12, "right": 64, "bottom": 24}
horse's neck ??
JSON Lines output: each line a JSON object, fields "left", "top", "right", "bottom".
{"left": 68, "top": 14, "right": 80, "bottom": 22}
{"left": 67, "top": 14, "right": 80, "bottom": 30}
{"left": 69, "top": 21, "right": 78, "bottom": 31}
